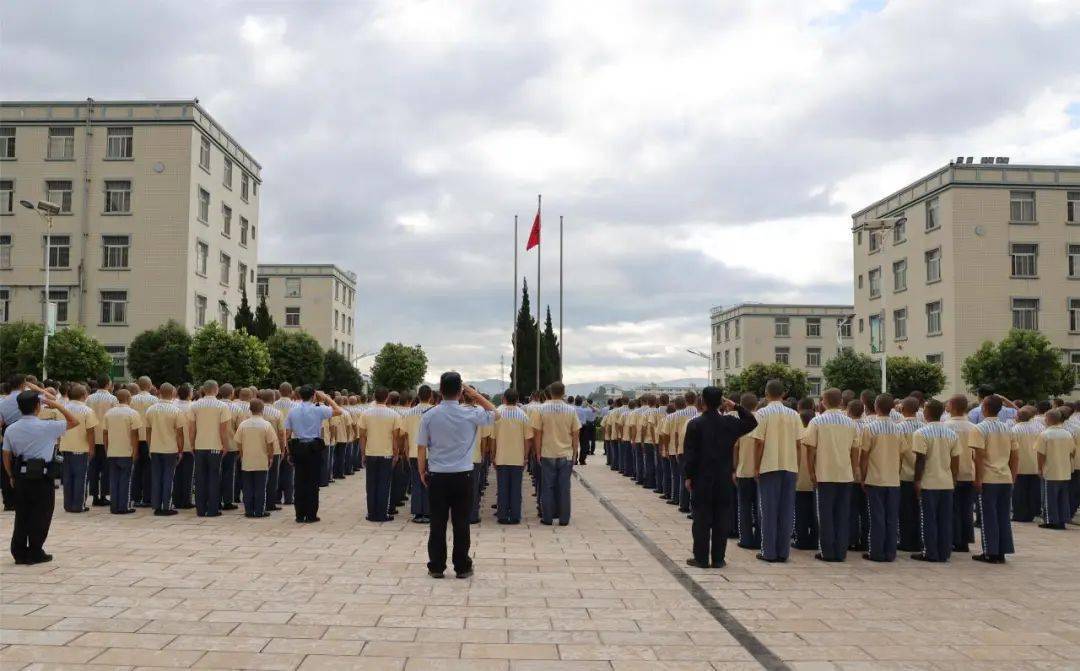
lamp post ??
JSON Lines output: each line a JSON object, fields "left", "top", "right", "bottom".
{"left": 851, "top": 216, "right": 906, "bottom": 394}
{"left": 686, "top": 348, "right": 712, "bottom": 386}
{"left": 20, "top": 200, "right": 61, "bottom": 380}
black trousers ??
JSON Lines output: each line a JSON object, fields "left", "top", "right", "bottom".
{"left": 690, "top": 479, "right": 732, "bottom": 565}
{"left": 898, "top": 481, "right": 923, "bottom": 552}
{"left": 427, "top": 471, "right": 473, "bottom": 574}
{"left": 292, "top": 441, "right": 324, "bottom": 521}
{"left": 11, "top": 476, "right": 55, "bottom": 561}
{"left": 0, "top": 463, "right": 14, "bottom": 509}
{"left": 365, "top": 456, "right": 393, "bottom": 521}
{"left": 1012, "top": 474, "right": 1041, "bottom": 522}
{"left": 793, "top": 490, "right": 818, "bottom": 550}
{"left": 953, "top": 481, "right": 976, "bottom": 548}
{"left": 132, "top": 441, "right": 151, "bottom": 504}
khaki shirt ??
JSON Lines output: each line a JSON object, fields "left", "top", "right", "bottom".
{"left": 145, "top": 401, "right": 184, "bottom": 454}
{"left": 262, "top": 405, "right": 285, "bottom": 455}
{"left": 800, "top": 410, "right": 860, "bottom": 483}
{"left": 912, "top": 423, "right": 959, "bottom": 490}
{"left": 944, "top": 418, "right": 977, "bottom": 481}
{"left": 970, "top": 418, "right": 1018, "bottom": 485}
{"left": 494, "top": 405, "right": 533, "bottom": 466}
{"left": 130, "top": 391, "right": 157, "bottom": 441}
{"left": 472, "top": 422, "right": 493, "bottom": 463}
{"left": 402, "top": 404, "right": 431, "bottom": 459}
{"left": 188, "top": 397, "right": 232, "bottom": 451}
{"left": 235, "top": 416, "right": 278, "bottom": 471}
{"left": 751, "top": 402, "right": 800, "bottom": 474}
{"left": 895, "top": 418, "right": 924, "bottom": 482}
{"left": 176, "top": 400, "right": 193, "bottom": 452}
{"left": 1011, "top": 421, "right": 1042, "bottom": 475}
{"left": 229, "top": 401, "right": 251, "bottom": 452}
{"left": 359, "top": 405, "right": 403, "bottom": 458}
{"left": 103, "top": 405, "right": 143, "bottom": 458}
{"left": 861, "top": 418, "right": 908, "bottom": 487}
{"left": 532, "top": 400, "right": 581, "bottom": 460}
{"left": 85, "top": 390, "right": 117, "bottom": 446}
{"left": 59, "top": 402, "right": 98, "bottom": 454}
{"left": 1036, "top": 428, "right": 1076, "bottom": 481}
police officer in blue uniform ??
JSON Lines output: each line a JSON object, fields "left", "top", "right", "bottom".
{"left": 2, "top": 389, "right": 78, "bottom": 565}
{"left": 284, "top": 386, "right": 343, "bottom": 523}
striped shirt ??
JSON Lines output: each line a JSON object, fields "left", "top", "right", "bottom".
{"left": 801, "top": 409, "right": 860, "bottom": 483}
{"left": 895, "top": 417, "right": 924, "bottom": 481}
{"left": 911, "top": 422, "right": 959, "bottom": 490}
{"left": 1011, "top": 421, "right": 1043, "bottom": 475}
{"left": 862, "top": 418, "right": 908, "bottom": 487}
{"left": 970, "top": 418, "right": 1018, "bottom": 484}
{"left": 669, "top": 406, "right": 700, "bottom": 457}
{"left": 146, "top": 401, "right": 185, "bottom": 454}
{"left": 751, "top": 402, "right": 799, "bottom": 473}
{"left": 533, "top": 400, "right": 582, "bottom": 459}
{"left": 130, "top": 391, "right": 158, "bottom": 441}
{"left": 402, "top": 403, "right": 433, "bottom": 458}
{"left": 188, "top": 397, "right": 233, "bottom": 451}
{"left": 85, "top": 390, "right": 118, "bottom": 445}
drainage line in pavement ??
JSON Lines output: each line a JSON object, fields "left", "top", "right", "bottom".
{"left": 574, "top": 470, "right": 790, "bottom": 671}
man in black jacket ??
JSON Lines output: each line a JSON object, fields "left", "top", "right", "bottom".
{"left": 683, "top": 386, "right": 758, "bottom": 568}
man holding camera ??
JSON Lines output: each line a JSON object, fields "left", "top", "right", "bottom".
{"left": 2, "top": 389, "right": 78, "bottom": 565}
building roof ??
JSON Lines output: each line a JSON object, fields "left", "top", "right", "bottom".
{"left": 710, "top": 303, "right": 854, "bottom": 319}
{"left": 257, "top": 263, "right": 357, "bottom": 284}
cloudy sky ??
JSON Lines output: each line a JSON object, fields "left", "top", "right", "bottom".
{"left": 6, "top": 0, "right": 1080, "bottom": 383}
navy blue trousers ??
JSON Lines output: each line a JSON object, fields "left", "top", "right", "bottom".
{"left": 265, "top": 455, "right": 280, "bottom": 509}
{"left": 793, "top": 491, "right": 818, "bottom": 550}
{"left": 409, "top": 457, "right": 429, "bottom": 517}
{"left": 194, "top": 450, "right": 222, "bottom": 516}
{"left": 242, "top": 470, "right": 268, "bottom": 516}
{"left": 333, "top": 443, "right": 347, "bottom": 479}
{"left": 1044, "top": 479, "right": 1070, "bottom": 526}
{"left": 173, "top": 452, "right": 194, "bottom": 508}
{"left": 899, "top": 481, "right": 923, "bottom": 552}
{"left": 320, "top": 446, "right": 332, "bottom": 486}
{"left": 866, "top": 485, "right": 900, "bottom": 561}
{"left": 540, "top": 457, "right": 572, "bottom": 525}
{"left": 88, "top": 445, "right": 109, "bottom": 499}
{"left": 736, "top": 477, "right": 760, "bottom": 548}
{"left": 849, "top": 484, "right": 868, "bottom": 550}
{"left": 920, "top": 488, "right": 953, "bottom": 561}
{"left": 676, "top": 456, "right": 691, "bottom": 512}
{"left": 150, "top": 452, "right": 177, "bottom": 512}
{"left": 132, "top": 441, "right": 150, "bottom": 504}
{"left": 219, "top": 452, "right": 238, "bottom": 506}
{"left": 815, "top": 482, "right": 849, "bottom": 560}
{"left": 1012, "top": 474, "right": 1041, "bottom": 522}
{"left": 61, "top": 452, "right": 88, "bottom": 512}
{"left": 496, "top": 464, "right": 523, "bottom": 522}
{"left": 642, "top": 444, "right": 657, "bottom": 488}
{"left": 978, "top": 483, "right": 1014, "bottom": 556}
{"left": 277, "top": 457, "right": 294, "bottom": 504}
{"left": 365, "top": 456, "right": 393, "bottom": 521}
{"left": 758, "top": 471, "right": 797, "bottom": 561}
{"left": 108, "top": 457, "right": 133, "bottom": 513}
{"left": 953, "top": 481, "right": 976, "bottom": 548}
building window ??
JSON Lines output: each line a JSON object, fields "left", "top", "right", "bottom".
{"left": 104, "top": 180, "right": 132, "bottom": 214}
{"left": 859, "top": 318, "right": 864, "bottom": 334}
{"left": 893, "top": 308, "right": 907, "bottom": 340}
{"left": 195, "top": 295, "right": 207, "bottom": 327}
{"left": 774, "top": 347, "right": 790, "bottom": 365}
{"left": 893, "top": 218, "right": 906, "bottom": 243}
{"left": 0, "top": 127, "right": 14, "bottom": 159}
{"left": 1069, "top": 191, "right": 1079, "bottom": 224}
{"left": 1009, "top": 243, "right": 1038, "bottom": 278}
{"left": 100, "top": 291, "right": 127, "bottom": 324}
{"left": 219, "top": 253, "right": 231, "bottom": 285}
{"left": 869, "top": 314, "right": 883, "bottom": 353}
{"left": 774, "top": 317, "right": 790, "bottom": 337}
{"left": 335, "top": 281, "right": 341, "bottom": 302}
{"left": 285, "top": 307, "right": 301, "bottom": 327}
{"left": 240, "top": 217, "right": 249, "bottom": 246}
{"left": 195, "top": 240, "right": 208, "bottom": 276}
{"left": 723, "top": 321, "right": 730, "bottom": 341}
{"left": 0, "top": 288, "right": 9, "bottom": 322}
{"left": 808, "top": 378, "right": 822, "bottom": 397}
{"left": 724, "top": 350, "right": 731, "bottom": 369}
{"left": 734, "top": 348, "right": 740, "bottom": 366}
{"left": 44, "top": 180, "right": 73, "bottom": 213}
{"left": 223, "top": 158, "right": 233, "bottom": 189}
{"left": 925, "top": 197, "right": 940, "bottom": 231}
{"left": 221, "top": 204, "right": 232, "bottom": 237}
{"left": 925, "top": 248, "right": 941, "bottom": 283}
{"left": 926, "top": 353, "right": 943, "bottom": 367}
{"left": 0, "top": 234, "right": 11, "bottom": 268}
{"left": 347, "top": 316, "right": 353, "bottom": 334}
{"left": 106, "top": 127, "right": 133, "bottom": 159}
{"left": 1071, "top": 352, "right": 1080, "bottom": 389}
{"left": 733, "top": 318, "right": 739, "bottom": 338}
{"left": 102, "top": 235, "right": 130, "bottom": 269}
{"left": 197, "top": 188, "right": 210, "bottom": 223}
{"left": 45, "top": 235, "right": 70, "bottom": 269}
{"left": 47, "top": 127, "right": 74, "bottom": 160}
{"left": 1011, "top": 298, "right": 1039, "bottom": 330}
{"left": 868, "top": 230, "right": 881, "bottom": 253}
{"left": 199, "top": 136, "right": 211, "bottom": 170}
{"left": 892, "top": 259, "right": 907, "bottom": 292}
{"left": 857, "top": 274, "right": 863, "bottom": 290}
{"left": 238, "top": 262, "right": 247, "bottom": 293}
{"left": 256, "top": 277, "right": 268, "bottom": 297}
{"left": 1070, "top": 299, "right": 1080, "bottom": 333}
{"left": 285, "top": 277, "right": 301, "bottom": 297}
{"left": 105, "top": 345, "right": 126, "bottom": 378}
{"left": 1070, "top": 244, "right": 1080, "bottom": 279}
{"left": 806, "top": 347, "right": 821, "bottom": 367}
{"left": 241, "top": 173, "right": 249, "bottom": 202}
{"left": 926, "top": 301, "right": 942, "bottom": 336}
{"left": 250, "top": 225, "right": 256, "bottom": 241}
{"left": 868, "top": 268, "right": 881, "bottom": 298}
{"left": 806, "top": 318, "right": 821, "bottom": 338}
{"left": 839, "top": 317, "right": 852, "bottom": 339}
{"left": 334, "top": 310, "right": 340, "bottom": 330}
{"left": 42, "top": 288, "right": 69, "bottom": 324}
{"left": 1009, "top": 190, "right": 1036, "bottom": 223}
{"left": 218, "top": 301, "right": 229, "bottom": 329}
{"left": 0, "top": 179, "right": 12, "bottom": 214}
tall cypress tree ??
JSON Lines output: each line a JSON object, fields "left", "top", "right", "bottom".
{"left": 252, "top": 293, "right": 277, "bottom": 341}
{"left": 510, "top": 279, "right": 539, "bottom": 395}
{"left": 234, "top": 287, "right": 255, "bottom": 334}
{"left": 540, "top": 305, "right": 561, "bottom": 388}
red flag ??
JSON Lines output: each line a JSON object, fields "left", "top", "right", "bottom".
{"left": 526, "top": 209, "right": 541, "bottom": 250}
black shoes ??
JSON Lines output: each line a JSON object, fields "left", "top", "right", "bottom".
{"left": 428, "top": 570, "right": 444, "bottom": 579}
{"left": 972, "top": 554, "right": 1006, "bottom": 564}
{"left": 15, "top": 553, "right": 53, "bottom": 565}
{"left": 685, "top": 558, "right": 707, "bottom": 568}
{"left": 153, "top": 509, "right": 178, "bottom": 517}
{"left": 456, "top": 568, "right": 474, "bottom": 579}
{"left": 221, "top": 504, "right": 238, "bottom": 511}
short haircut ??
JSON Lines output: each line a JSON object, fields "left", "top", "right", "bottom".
{"left": 910, "top": 390, "right": 925, "bottom": 402}
{"left": 178, "top": 383, "right": 192, "bottom": 400}
{"left": 799, "top": 410, "right": 814, "bottom": 427}
{"left": 440, "top": 372, "right": 462, "bottom": 398}
{"left": 874, "top": 394, "right": 894, "bottom": 416}
{"left": 69, "top": 383, "right": 87, "bottom": 401}
{"left": 740, "top": 392, "right": 757, "bottom": 411}
{"left": 116, "top": 389, "right": 131, "bottom": 403}
{"left": 298, "top": 385, "right": 315, "bottom": 401}
{"left": 387, "top": 390, "right": 399, "bottom": 405}
{"left": 684, "top": 390, "right": 697, "bottom": 404}
{"left": 1045, "top": 409, "right": 1064, "bottom": 425}
{"left": 417, "top": 385, "right": 433, "bottom": 402}
{"left": 137, "top": 375, "right": 152, "bottom": 391}
{"left": 503, "top": 388, "right": 518, "bottom": 404}
{"left": 977, "top": 385, "right": 994, "bottom": 399}
{"left": 96, "top": 374, "right": 111, "bottom": 389}
{"left": 8, "top": 374, "right": 26, "bottom": 389}
{"left": 279, "top": 382, "right": 293, "bottom": 396}
{"left": 1036, "top": 400, "right": 1052, "bottom": 414}
{"left": 159, "top": 382, "right": 176, "bottom": 398}
{"left": 860, "top": 389, "right": 876, "bottom": 407}
{"left": 549, "top": 381, "right": 565, "bottom": 397}
{"left": 202, "top": 380, "right": 218, "bottom": 394}
{"left": 701, "top": 386, "right": 723, "bottom": 410}
{"left": 797, "top": 397, "right": 815, "bottom": 412}
{"left": 259, "top": 389, "right": 275, "bottom": 403}
{"left": 841, "top": 389, "right": 855, "bottom": 404}
{"left": 901, "top": 397, "right": 920, "bottom": 415}
{"left": 983, "top": 394, "right": 1003, "bottom": 417}
{"left": 1017, "top": 406, "right": 1036, "bottom": 422}
{"left": 16, "top": 390, "right": 40, "bottom": 415}
{"left": 765, "top": 379, "right": 784, "bottom": 398}
{"left": 374, "top": 387, "right": 390, "bottom": 403}
{"left": 674, "top": 397, "right": 686, "bottom": 409}
{"left": 922, "top": 399, "right": 944, "bottom": 422}
{"left": 219, "top": 383, "right": 234, "bottom": 399}
{"left": 847, "top": 400, "right": 864, "bottom": 418}
{"left": 948, "top": 394, "right": 968, "bottom": 414}
{"left": 822, "top": 388, "right": 843, "bottom": 409}
{"left": 249, "top": 399, "right": 264, "bottom": 414}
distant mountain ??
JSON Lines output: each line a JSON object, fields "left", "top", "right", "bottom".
{"left": 466, "top": 378, "right": 709, "bottom": 397}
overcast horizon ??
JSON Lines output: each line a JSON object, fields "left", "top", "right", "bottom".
{"left": 5, "top": 0, "right": 1079, "bottom": 383}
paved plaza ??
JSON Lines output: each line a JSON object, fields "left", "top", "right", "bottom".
{"left": 2, "top": 461, "right": 1079, "bottom": 671}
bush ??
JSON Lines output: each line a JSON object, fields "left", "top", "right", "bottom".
{"left": 370, "top": 343, "right": 428, "bottom": 392}
{"left": 886, "top": 356, "right": 946, "bottom": 398}
{"left": 188, "top": 323, "right": 270, "bottom": 387}
{"left": 266, "top": 330, "right": 324, "bottom": 386}
{"left": 823, "top": 349, "right": 879, "bottom": 394}
{"left": 726, "top": 362, "right": 809, "bottom": 399}
{"left": 962, "top": 329, "right": 1074, "bottom": 401}
{"left": 9, "top": 324, "right": 112, "bottom": 382}
{"left": 323, "top": 349, "right": 364, "bottom": 393}
{"left": 127, "top": 320, "right": 192, "bottom": 384}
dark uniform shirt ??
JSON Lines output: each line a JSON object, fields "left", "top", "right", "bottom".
{"left": 683, "top": 406, "right": 758, "bottom": 498}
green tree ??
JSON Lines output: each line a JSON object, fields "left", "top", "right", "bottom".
{"left": 370, "top": 342, "right": 428, "bottom": 392}
{"left": 188, "top": 323, "right": 270, "bottom": 387}
{"left": 539, "top": 305, "right": 561, "bottom": 388}
{"left": 0, "top": 321, "right": 39, "bottom": 379}
{"left": 886, "top": 356, "right": 946, "bottom": 398}
{"left": 323, "top": 349, "right": 364, "bottom": 392}
{"left": 234, "top": 287, "right": 255, "bottom": 335}
{"left": 127, "top": 320, "right": 192, "bottom": 384}
{"left": 510, "top": 279, "right": 539, "bottom": 394}
{"left": 13, "top": 325, "right": 112, "bottom": 382}
{"left": 266, "top": 330, "right": 324, "bottom": 386}
{"left": 823, "top": 349, "right": 880, "bottom": 393}
{"left": 961, "top": 329, "right": 1074, "bottom": 400}
{"left": 725, "top": 361, "right": 810, "bottom": 399}
{"left": 252, "top": 293, "right": 277, "bottom": 341}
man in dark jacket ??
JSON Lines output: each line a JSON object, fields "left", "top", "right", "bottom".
{"left": 683, "top": 386, "right": 758, "bottom": 568}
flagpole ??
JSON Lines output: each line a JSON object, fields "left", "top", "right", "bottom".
{"left": 513, "top": 214, "right": 518, "bottom": 390}
{"left": 559, "top": 215, "right": 563, "bottom": 382}
{"left": 536, "top": 194, "right": 541, "bottom": 395}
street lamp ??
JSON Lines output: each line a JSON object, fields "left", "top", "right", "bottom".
{"left": 351, "top": 351, "right": 374, "bottom": 366}
{"left": 852, "top": 216, "right": 906, "bottom": 394}
{"left": 21, "top": 199, "right": 61, "bottom": 380}
{"left": 686, "top": 348, "right": 712, "bottom": 386}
